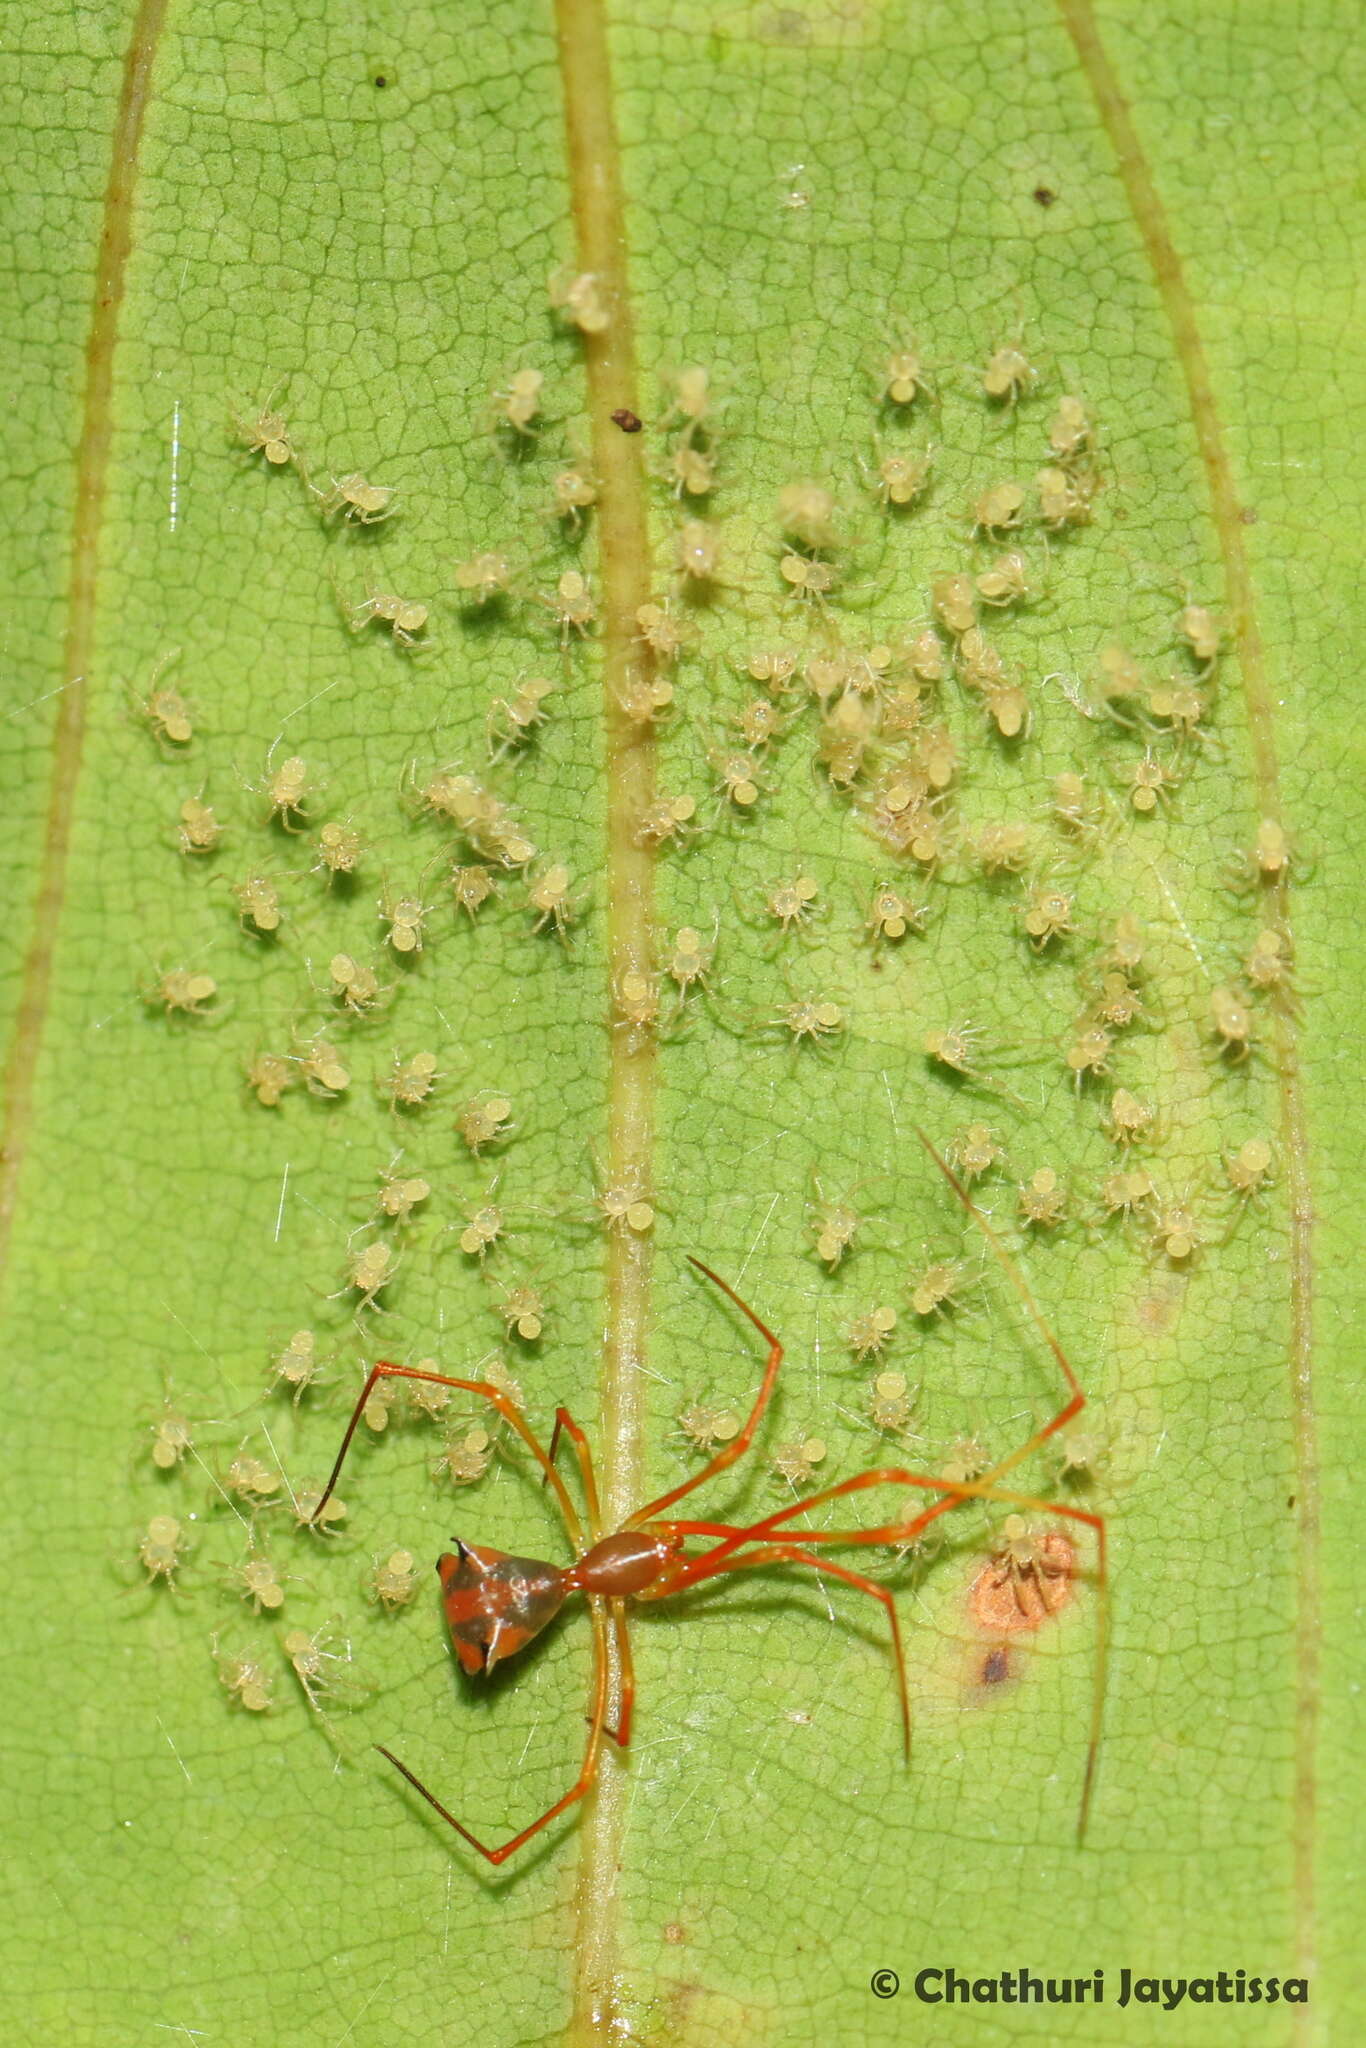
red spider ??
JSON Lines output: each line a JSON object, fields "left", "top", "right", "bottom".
{"left": 309, "top": 1137, "right": 1106, "bottom": 1865}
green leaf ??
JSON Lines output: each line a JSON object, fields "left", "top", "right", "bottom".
{"left": 3, "top": 2, "right": 1358, "bottom": 2042}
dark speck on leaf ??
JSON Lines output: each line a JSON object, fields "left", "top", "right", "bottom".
{"left": 611, "top": 408, "right": 643, "bottom": 434}
{"left": 373, "top": 73, "right": 389, "bottom": 88}
{"left": 1033, "top": 186, "right": 1057, "bottom": 207}
{"left": 981, "top": 1647, "right": 1010, "bottom": 1685}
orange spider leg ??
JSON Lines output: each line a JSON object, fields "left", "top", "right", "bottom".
{"left": 626, "top": 1257, "right": 783, "bottom": 1527}
{"left": 311, "top": 1361, "right": 584, "bottom": 1550}
{"left": 663, "top": 1471, "right": 1107, "bottom": 1838}
{"left": 642, "top": 1534, "right": 911, "bottom": 1757}
{"left": 376, "top": 1592, "right": 613, "bottom": 1866}
{"left": 604, "top": 1598, "right": 635, "bottom": 1748}
{"left": 547, "top": 1406, "right": 604, "bottom": 1536}
{"left": 546, "top": 1411, "right": 635, "bottom": 1743}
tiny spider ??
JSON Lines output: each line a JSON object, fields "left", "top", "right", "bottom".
{"left": 304, "top": 1137, "right": 1105, "bottom": 1865}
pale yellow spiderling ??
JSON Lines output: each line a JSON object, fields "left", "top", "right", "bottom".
{"left": 771, "top": 1437, "right": 828, "bottom": 1489}
{"left": 865, "top": 884, "right": 925, "bottom": 944}
{"left": 550, "top": 465, "right": 597, "bottom": 525}
{"left": 664, "top": 922, "right": 715, "bottom": 994}
{"left": 348, "top": 587, "right": 429, "bottom": 647}
{"left": 454, "top": 551, "right": 514, "bottom": 606}
{"left": 213, "top": 1641, "right": 274, "bottom": 1713}
{"left": 908, "top": 1259, "right": 966, "bottom": 1318}
{"left": 669, "top": 441, "right": 715, "bottom": 497}
{"left": 1210, "top": 983, "right": 1255, "bottom": 1060}
{"left": 272, "top": 1329, "right": 320, "bottom": 1400}
{"left": 135, "top": 649, "right": 193, "bottom": 745}
{"left": 379, "top": 1049, "right": 441, "bottom": 1110}
{"left": 666, "top": 364, "right": 712, "bottom": 428}
{"left": 345, "top": 1238, "right": 397, "bottom": 1309}
{"left": 1129, "top": 749, "right": 1178, "bottom": 814}
{"left": 817, "top": 704, "right": 874, "bottom": 790}
{"left": 904, "top": 629, "right": 946, "bottom": 684}
{"left": 777, "top": 480, "right": 839, "bottom": 550}
{"left": 675, "top": 518, "right": 722, "bottom": 583}
{"left": 804, "top": 647, "right": 853, "bottom": 708}
{"left": 493, "top": 366, "right": 544, "bottom": 437}
{"left": 288, "top": 1482, "right": 348, "bottom": 1535}
{"left": 1145, "top": 678, "right": 1208, "bottom": 741}
{"left": 866, "top": 447, "right": 932, "bottom": 509}
{"left": 931, "top": 572, "right": 976, "bottom": 638}
{"left": 1065, "top": 1024, "right": 1113, "bottom": 1082}
{"left": 283, "top": 1625, "right": 354, "bottom": 1712}
{"left": 539, "top": 568, "right": 596, "bottom": 640}
{"left": 1018, "top": 1167, "right": 1067, "bottom": 1228}
{"left": 224, "top": 1453, "right": 281, "bottom": 1506}
{"left": 733, "top": 697, "right": 783, "bottom": 748}
{"left": 497, "top": 1284, "right": 546, "bottom": 1342}
{"left": 379, "top": 891, "right": 427, "bottom": 957}
{"left": 1151, "top": 1197, "right": 1201, "bottom": 1263}
{"left": 149, "top": 1403, "right": 193, "bottom": 1472}
{"left": 914, "top": 721, "right": 960, "bottom": 791}
{"left": 1051, "top": 772, "right": 1095, "bottom": 838}
{"left": 1099, "top": 1165, "right": 1156, "bottom": 1218}
{"left": 328, "top": 953, "right": 385, "bottom": 1014}
{"left": 846, "top": 1305, "right": 897, "bottom": 1362}
{"left": 764, "top": 874, "right": 820, "bottom": 933}
{"left": 976, "top": 550, "right": 1031, "bottom": 607}
{"left": 635, "top": 599, "right": 696, "bottom": 664}
{"left": 779, "top": 550, "right": 836, "bottom": 603}
{"left": 526, "top": 859, "right": 578, "bottom": 936}
{"left": 941, "top": 1435, "right": 993, "bottom": 1487}
{"left": 1018, "top": 882, "right": 1075, "bottom": 948}
{"left": 677, "top": 1402, "right": 742, "bottom": 1455}
{"left": 1252, "top": 818, "right": 1291, "bottom": 882}
{"left": 313, "top": 472, "right": 396, "bottom": 524}
{"left": 360, "top": 1373, "right": 401, "bottom": 1434}
{"left": 367, "top": 1548, "right": 420, "bottom": 1610}
{"left": 233, "top": 396, "right": 295, "bottom": 466}
{"left": 1226, "top": 1137, "right": 1274, "bottom": 1198}
{"left": 597, "top": 1171, "right": 655, "bottom": 1235}
{"left": 881, "top": 347, "right": 928, "bottom": 406}
{"left": 232, "top": 874, "right": 282, "bottom": 935}
{"left": 1177, "top": 603, "right": 1221, "bottom": 669}
{"left": 458, "top": 1197, "right": 505, "bottom": 1258}
{"left": 1093, "top": 971, "right": 1145, "bottom": 1030}
{"left": 746, "top": 648, "right": 801, "bottom": 694}
{"left": 613, "top": 967, "right": 661, "bottom": 1039}
{"left": 981, "top": 346, "right": 1037, "bottom": 403}
{"left": 549, "top": 267, "right": 610, "bottom": 334}
{"left": 259, "top": 753, "right": 313, "bottom": 828}
{"left": 948, "top": 1122, "right": 1002, "bottom": 1184}
{"left": 1047, "top": 395, "right": 1091, "bottom": 461}
{"left": 974, "top": 822, "right": 1033, "bottom": 876}
{"left": 713, "top": 748, "right": 763, "bottom": 809}
{"left": 971, "top": 480, "right": 1026, "bottom": 537}
{"left": 376, "top": 1171, "right": 430, "bottom": 1225}
{"left": 868, "top": 1369, "right": 914, "bottom": 1436}
{"left": 1246, "top": 926, "right": 1291, "bottom": 993}
{"left": 434, "top": 1429, "right": 494, "bottom": 1488}
{"left": 1106, "top": 1088, "right": 1154, "bottom": 1146}
{"left": 234, "top": 1550, "right": 287, "bottom": 1615}
{"left": 773, "top": 998, "right": 844, "bottom": 1046}
{"left": 296, "top": 1035, "right": 350, "bottom": 1097}
{"left": 246, "top": 1052, "right": 293, "bottom": 1108}
{"left": 450, "top": 864, "right": 496, "bottom": 920}
{"left": 1036, "top": 465, "right": 1092, "bottom": 528}
{"left": 808, "top": 1181, "right": 860, "bottom": 1267}
{"left": 455, "top": 1094, "right": 514, "bottom": 1156}
{"left": 634, "top": 793, "right": 696, "bottom": 848}
{"left": 1105, "top": 913, "right": 1146, "bottom": 975}
{"left": 923, "top": 1021, "right": 985, "bottom": 1075}
{"left": 177, "top": 796, "right": 221, "bottom": 855}
{"left": 149, "top": 970, "right": 218, "bottom": 1016}
{"left": 615, "top": 673, "right": 675, "bottom": 728}
{"left": 314, "top": 820, "right": 364, "bottom": 878}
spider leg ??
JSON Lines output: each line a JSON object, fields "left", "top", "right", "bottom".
{"left": 377, "top": 1593, "right": 612, "bottom": 1866}
{"left": 546, "top": 1406, "right": 603, "bottom": 1538}
{"left": 312, "top": 1362, "right": 585, "bottom": 1551}
{"left": 646, "top": 1539, "right": 911, "bottom": 1758}
{"left": 600, "top": 1598, "right": 635, "bottom": 1747}
{"left": 626, "top": 1257, "right": 783, "bottom": 1527}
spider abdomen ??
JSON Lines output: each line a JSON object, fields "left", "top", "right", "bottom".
{"left": 437, "top": 1541, "right": 567, "bottom": 1675}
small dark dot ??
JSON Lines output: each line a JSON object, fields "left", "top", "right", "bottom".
{"left": 981, "top": 1647, "right": 1010, "bottom": 1685}
{"left": 611, "top": 408, "right": 643, "bottom": 434}
{"left": 1287, "top": 1494, "right": 1296, "bottom": 1509}
{"left": 1033, "top": 186, "right": 1057, "bottom": 207}
{"left": 1240, "top": 506, "right": 1259, "bottom": 525}
{"left": 373, "top": 74, "right": 388, "bottom": 88}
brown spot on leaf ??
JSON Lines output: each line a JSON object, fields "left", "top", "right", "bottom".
{"left": 969, "top": 1531, "right": 1076, "bottom": 1633}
